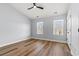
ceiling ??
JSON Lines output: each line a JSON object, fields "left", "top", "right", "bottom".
{"left": 10, "top": 3, "right": 70, "bottom": 19}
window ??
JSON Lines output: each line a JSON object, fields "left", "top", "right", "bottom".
{"left": 37, "top": 22, "right": 43, "bottom": 34}
{"left": 53, "top": 20, "right": 64, "bottom": 35}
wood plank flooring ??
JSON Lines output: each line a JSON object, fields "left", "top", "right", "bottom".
{"left": 0, "top": 39, "right": 71, "bottom": 56}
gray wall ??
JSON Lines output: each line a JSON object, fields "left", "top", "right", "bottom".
{"left": 0, "top": 4, "right": 31, "bottom": 47}
{"left": 31, "top": 15, "right": 67, "bottom": 41}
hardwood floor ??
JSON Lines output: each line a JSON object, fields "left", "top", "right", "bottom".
{"left": 0, "top": 39, "right": 71, "bottom": 56}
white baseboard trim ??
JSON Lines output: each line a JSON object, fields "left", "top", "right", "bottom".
{"left": 0, "top": 36, "right": 31, "bottom": 48}
{"left": 71, "top": 49, "right": 75, "bottom": 56}
{"left": 70, "top": 47, "right": 79, "bottom": 56}
{"left": 0, "top": 36, "right": 67, "bottom": 48}
{"left": 31, "top": 37, "right": 67, "bottom": 43}
{"left": 67, "top": 42, "right": 76, "bottom": 56}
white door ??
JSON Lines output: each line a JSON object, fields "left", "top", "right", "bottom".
{"left": 67, "top": 14, "right": 72, "bottom": 47}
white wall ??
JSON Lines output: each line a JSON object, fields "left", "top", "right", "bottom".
{"left": 0, "top": 4, "right": 31, "bottom": 47}
{"left": 67, "top": 4, "right": 79, "bottom": 55}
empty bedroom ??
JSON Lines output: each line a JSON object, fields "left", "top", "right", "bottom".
{"left": 0, "top": 3, "right": 79, "bottom": 56}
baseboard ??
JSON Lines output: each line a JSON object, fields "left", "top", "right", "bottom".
{"left": 70, "top": 46, "right": 79, "bottom": 56}
{"left": 67, "top": 42, "right": 76, "bottom": 56}
{"left": 71, "top": 49, "right": 75, "bottom": 56}
{"left": 31, "top": 37, "right": 67, "bottom": 43}
{"left": 0, "top": 36, "right": 67, "bottom": 48}
{"left": 0, "top": 36, "right": 31, "bottom": 48}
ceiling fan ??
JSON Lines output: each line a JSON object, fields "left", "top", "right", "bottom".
{"left": 27, "top": 3, "right": 44, "bottom": 10}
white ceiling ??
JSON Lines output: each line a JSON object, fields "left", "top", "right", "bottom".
{"left": 10, "top": 3, "right": 70, "bottom": 19}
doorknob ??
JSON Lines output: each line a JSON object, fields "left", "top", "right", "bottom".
{"left": 78, "top": 28, "right": 79, "bottom": 32}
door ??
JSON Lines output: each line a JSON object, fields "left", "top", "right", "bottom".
{"left": 67, "top": 13, "right": 72, "bottom": 47}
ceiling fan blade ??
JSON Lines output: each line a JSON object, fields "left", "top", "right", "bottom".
{"left": 27, "top": 6, "right": 34, "bottom": 10}
{"left": 36, "top": 6, "right": 44, "bottom": 9}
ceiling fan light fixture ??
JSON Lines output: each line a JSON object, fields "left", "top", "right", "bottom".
{"left": 34, "top": 6, "right": 36, "bottom": 8}
{"left": 27, "top": 3, "right": 44, "bottom": 10}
